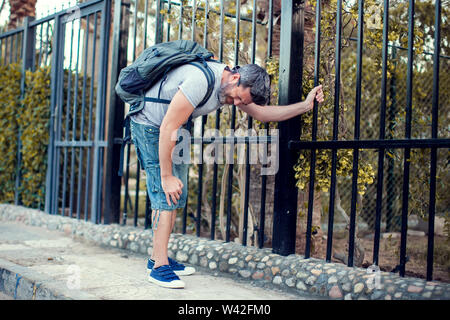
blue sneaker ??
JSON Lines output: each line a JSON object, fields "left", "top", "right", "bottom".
{"left": 147, "top": 257, "right": 196, "bottom": 276}
{"left": 148, "top": 265, "right": 185, "bottom": 289}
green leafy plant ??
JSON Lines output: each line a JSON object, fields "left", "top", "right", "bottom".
{"left": 0, "top": 63, "right": 22, "bottom": 203}
{"left": 18, "top": 66, "right": 51, "bottom": 208}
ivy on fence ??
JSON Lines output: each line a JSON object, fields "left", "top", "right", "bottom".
{"left": 0, "top": 63, "right": 22, "bottom": 203}
{"left": 0, "top": 63, "right": 51, "bottom": 209}
{"left": 18, "top": 66, "right": 51, "bottom": 208}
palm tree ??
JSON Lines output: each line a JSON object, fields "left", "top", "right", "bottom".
{"left": 254, "top": 0, "right": 314, "bottom": 57}
{"left": 7, "top": 0, "right": 37, "bottom": 29}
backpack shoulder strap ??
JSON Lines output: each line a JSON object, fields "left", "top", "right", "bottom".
{"left": 187, "top": 61, "right": 216, "bottom": 108}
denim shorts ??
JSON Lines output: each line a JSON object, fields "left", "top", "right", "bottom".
{"left": 130, "top": 120, "right": 189, "bottom": 211}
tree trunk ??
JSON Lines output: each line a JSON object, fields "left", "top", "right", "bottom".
{"left": 333, "top": 186, "right": 365, "bottom": 267}
{"left": 8, "top": 0, "right": 37, "bottom": 30}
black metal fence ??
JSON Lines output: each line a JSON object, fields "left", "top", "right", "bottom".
{"left": 288, "top": 0, "right": 449, "bottom": 281}
{"left": 1, "top": 0, "right": 449, "bottom": 282}
{"left": 115, "top": 0, "right": 278, "bottom": 251}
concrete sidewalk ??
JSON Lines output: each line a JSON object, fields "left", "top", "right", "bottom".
{"left": 0, "top": 221, "right": 315, "bottom": 300}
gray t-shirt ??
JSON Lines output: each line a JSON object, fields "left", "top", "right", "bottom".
{"left": 130, "top": 61, "right": 226, "bottom": 127}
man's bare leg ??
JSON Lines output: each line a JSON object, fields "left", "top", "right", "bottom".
{"left": 151, "top": 209, "right": 176, "bottom": 269}
{"left": 170, "top": 210, "right": 177, "bottom": 232}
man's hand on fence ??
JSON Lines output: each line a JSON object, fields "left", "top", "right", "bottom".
{"left": 304, "top": 85, "right": 324, "bottom": 112}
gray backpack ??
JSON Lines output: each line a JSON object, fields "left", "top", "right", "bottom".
{"left": 115, "top": 40, "right": 217, "bottom": 176}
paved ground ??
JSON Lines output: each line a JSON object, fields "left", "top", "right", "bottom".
{"left": 0, "top": 291, "right": 13, "bottom": 300}
{"left": 0, "top": 221, "right": 314, "bottom": 300}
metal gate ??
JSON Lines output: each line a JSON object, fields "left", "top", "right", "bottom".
{"left": 44, "top": 0, "right": 112, "bottom": 223}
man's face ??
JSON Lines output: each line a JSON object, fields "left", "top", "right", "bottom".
{"left": 218, "top": 75, "right": 253, "bottom": 107}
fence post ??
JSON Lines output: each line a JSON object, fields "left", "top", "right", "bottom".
{"left": 15, "top": 16, "right": 36, "bottom": 206}
{"left": 104, "top": 0, "right": 129, "bottom": 224}
{"left": 272, "top": 0, "right": 304, "bottom": 256}
{"left": 91, "top": 0, "right": 112, "bottom": 224}
{"left": 44, "top": 13, "right": 63, "bottom": 214}
{"left": 155, "top": 0, "right": 164, "bottom": 44}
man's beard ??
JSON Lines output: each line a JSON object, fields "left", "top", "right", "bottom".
{"left": 217, "top": 82, "right": 234, "bottom": 105}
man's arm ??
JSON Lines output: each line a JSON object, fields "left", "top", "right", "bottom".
{"left": 159, "top": 89, "right": 194, "bottom": 206}
{"left": 237, "top": 85, "right": 324, "bottom": 122}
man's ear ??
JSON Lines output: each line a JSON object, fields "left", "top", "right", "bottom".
{"left": 230, "top": 72, "right": 240, "bottom": 85}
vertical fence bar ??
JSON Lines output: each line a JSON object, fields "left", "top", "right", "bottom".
{"left": 69, "top": 19, "right": 82, "bottom": 218}
{"left": 15, "top": 33, "right": 19, "bottom": 63}
{"left": 123, "top": 0, "right": 139, "bottom": 226}
{"left": 306, "top": 0, "right": 321, "bottom": 259}
{"left": 5, "top": 35, "right": 8, "bottom": 63}
{"left": 84, "top": 12, "right": 98, "bottom": 221}
{"left": 399, "top": 0, "right": 415, "bottom": 277}
{"left": 15, "top": 17, "right": 36, "bottom": 206}
{"left": 166, "top": 0, "right": 172, "bottom": 42}
{"left": 156, "top": 0, "right": 163, "bottom": 44}
{"left": 132, "top": 0, "right": 138, "bottom": 60}
{"left": 196, "top": 128, "right": 205, "bottom": 235}
{"left": 77, "top": 14, "right": 90, "bottom": 220}
{"left": 142, "top": 0, "right": 151, "bottom": 225}
{"left": 225, "top": 0, "right": 241, "bottom": 242}
{"left": 191, "top": 0, "right": 196, "bottom": 42}
{"left": 181, "top": 0, "right": 188, "bottom": 233}
{"left": 373, "top": 0, "right": 390, "bottom": 265}
{"left": 427, "top": 0, "right": 441, "bottom": 281}
{"left": 272, "top": 0, "right": 303, "bottom": 255}
{"left": 12, "top": 34, "right": 16, "bottom": 63}
{"left": 134, "top": 154, "right": 141, "bottom": 218}
{"left": 5, "top": 37, "right": 9, "bottom": 65}
{"left": 92, "top": 0, "right": 112, "bottom": 224}
{"left": 325, "top": 0, "right": 342, "bottom": 261}
{"left": 9, "top": 35, "right": 14, "bottom": 63}
{"left": 20, "top": 32, "right": 24, "bottom": 62}
{"left": 106, "top": 0, "right": 130, "bottom": 225}
{"left": 104, "top": 0, "right": 127, "bottom": 224}
{"left": 1, "top": 37, "right": 4, "bottom": 64}
{"left": 178, "top": 0, "right": 184, "bottom": 40}
{"left": 61, "top": 20, "right": 76, "bottom": 216}
{"left": 195, "top": 0, "right": 209, "bottom": 237}
{"left": 44, "top": 21, "right": 51, "bottom": 66}
{"left": 259, "top": 0, "right": 274, "bottom": 249}
{"left": 143, "top": 0, "right": 149, "bottom": 48}
{"left": 348, "top": 0, "right": 364, "bottom": 267}
{"left": 210, "top": 0, "right": 225, "bottom": 241}
{"left": 132, "top": 0, "right": 140, "bottom": 227}
{"left": 15, "top": 32, "right": 19, "bottom": 63}
{"left": 123, "top": 138, "right": 131, "bottom": 224}
{"left": 37, "top": 23, "right": 44, "bottom": 69}
{"left": 51, "top": 16, "right": 67, "bottom": 216}
{"left": 241, "top": 0, "right": 257, "bottom": 247}
{"left": 31, "top": 27, "right": 36, "bottom": 71}
{"left": 386, "top": 46, "right": 397, "bottom": 232}
{"left": 3, "top": 37, "right": 7, "bottom": 65}
{"left": 100, "top": 0, "right": 113, "bottom": 223}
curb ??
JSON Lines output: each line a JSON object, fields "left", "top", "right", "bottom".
{"left": 1, "top": 203, "right": 449, "bottom": 300}
{"left": 0, "top": 258, "right": 97, "bottom": 300}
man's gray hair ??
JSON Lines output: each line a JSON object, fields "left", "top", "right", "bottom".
{"left": 233, "top": 64, "right": 271, "bottom": 105}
